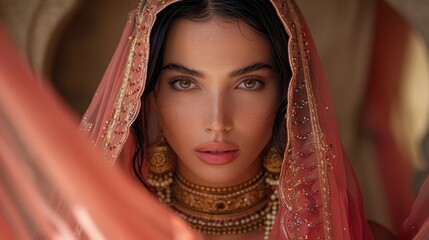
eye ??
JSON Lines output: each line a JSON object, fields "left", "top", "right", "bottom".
{"left": 237, "top": 78, "right": 265, "bottom": 90}
{"left": 170, "top": 78, "right": 197, "bottom": 91}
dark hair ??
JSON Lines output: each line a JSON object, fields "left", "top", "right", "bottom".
{"left": 132, "top": 0, "right": 291, "bottom": 186}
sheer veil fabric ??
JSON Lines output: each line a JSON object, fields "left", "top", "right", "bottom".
{"left": 1, "top": 0, "right": 429, "bottom": 239}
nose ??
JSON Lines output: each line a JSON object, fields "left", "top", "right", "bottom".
{"left": 205, "top": 92, "right": 233, "bottom": 133}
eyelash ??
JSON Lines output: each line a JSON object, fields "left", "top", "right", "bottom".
{"left": 236, "top": 78, "right": 266, "bottom": 91}
{"left": 168, "top": 77, "right": 266, "bottom": 91}
{"left": 169, "top": 77, "right": 198, "bottom": 91}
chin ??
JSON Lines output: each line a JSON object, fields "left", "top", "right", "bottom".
{"left": 190, "top": 166, "right": 258, "bottom": 187}
{"left": 177, "top": 155, "right": 262, "bottom": 187}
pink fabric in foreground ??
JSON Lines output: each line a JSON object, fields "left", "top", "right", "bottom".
{"left": 0, "top": 23, "right": 200, "bottom": 240}
{"left": 399, "top": 176, "right": 429, "bottom": 239}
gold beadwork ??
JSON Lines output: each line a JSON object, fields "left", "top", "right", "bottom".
{"left": 148, "top": 128, "right": 175, "bottom": 174}
{"left": 147, "top": 140, "right": 282, "bottom": 238}
{"left": 263, "top": 146, "right": 283, "bottom": 174}
{"left": 171, "top": 170, "right": 268, "bottom": 236}
{"left": 173, "top": 170, "right": 266, "bottom": 214}
{"left": 262, "top": 146, "right": 282, "bottom": 240}
{"left": 147, "top": 127, "right": 175, "bottom": 205}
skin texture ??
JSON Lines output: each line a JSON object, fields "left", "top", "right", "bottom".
{"left": 154, "top": 17, "right": 280, "bottom": 190}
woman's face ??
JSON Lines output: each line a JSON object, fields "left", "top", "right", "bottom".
{"left": 154, "top": 17, "right": 280, "bottom": 187}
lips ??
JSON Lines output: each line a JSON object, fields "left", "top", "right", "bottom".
{"left": 195, "top": 143, "right": 240, "bottom": 165}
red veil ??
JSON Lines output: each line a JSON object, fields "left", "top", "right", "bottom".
{"left": 1, "top": 0, "right": 428, "bottom": 239}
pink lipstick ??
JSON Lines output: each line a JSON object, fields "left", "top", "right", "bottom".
{"left": 195, "top": 143, "right": 240, "bottom": 165}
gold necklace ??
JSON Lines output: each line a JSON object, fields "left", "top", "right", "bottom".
{"left": 171, "top": 170, "right": 270, "bottom": 235}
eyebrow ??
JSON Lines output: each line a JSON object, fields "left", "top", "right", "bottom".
{"left": 161, "top": 63, "right": 273, "bottom": 78}
{"left": 161, "top": 64, "right": 204, "bottom": 77}
{"left": 230, "top": 63, "right": 273, "bottom": 77}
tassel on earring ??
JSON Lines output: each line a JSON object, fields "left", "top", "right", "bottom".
{"left": 262, "top": 146, "right": 282, "bottom": 240}
{"left": 147, "top": 126, "right": 175, "bottom": 205}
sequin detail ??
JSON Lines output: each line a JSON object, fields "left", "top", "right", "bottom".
{"left": 99, "top": 0, "right": 173, "bottom": 165}
{"left": 271, "top": 0, "right": 334, "bottom": 239}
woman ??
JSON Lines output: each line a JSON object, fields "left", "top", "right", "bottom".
{"left": 2, "top": 0, "right": 429, "bottom": 239}
{"left": 81, "top": 0, "right": 374, "bottom": 239}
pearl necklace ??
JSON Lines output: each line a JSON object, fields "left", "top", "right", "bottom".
{"left": 169, "top": 170, "right": 278, "bottom": 239}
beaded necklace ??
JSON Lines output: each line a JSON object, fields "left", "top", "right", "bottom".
{"left": 170, "top": 170, "right": 279, "bottom": 239}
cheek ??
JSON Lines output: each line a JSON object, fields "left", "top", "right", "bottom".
{"left": 233, "top": 94, "right": 279, "bottom": 143}
{"left": 156, "top": 85, "right": 279, "bottom": 145}
{"left": 235, "top": 92, "right": 278, "bottom": 125}
{"left": 155, "top": 94, "right": 201, "bottom": 143}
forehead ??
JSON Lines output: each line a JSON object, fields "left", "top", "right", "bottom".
{"left": 163, "top": 18, "right": 273, "bottom": 68}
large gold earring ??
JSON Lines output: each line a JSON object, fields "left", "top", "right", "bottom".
{"left": 262, "top": 146, "right": 282, "bottom": 240}
{"left": 148, "top": 126, "right": 175, "bottom": 205}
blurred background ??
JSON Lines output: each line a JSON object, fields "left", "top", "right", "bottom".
{"left": 1, "top": 0, "right": 428, "bottom": 235}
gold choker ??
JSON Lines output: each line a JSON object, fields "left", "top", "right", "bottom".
{"left": 171, "top": 170, "right": 269, "bottom": 235}
{"left": 147, "top": 141, "right": 282, "bottom": 239}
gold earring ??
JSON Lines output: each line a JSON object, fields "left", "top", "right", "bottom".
{"left": 262, "top": 146, "right": 282, "bottom": 240}
{"left": 148, "top": 126, "right": 175, "bottom": 205}
{"left": 263, "top": 146, "right": 282, "bottom": 175}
